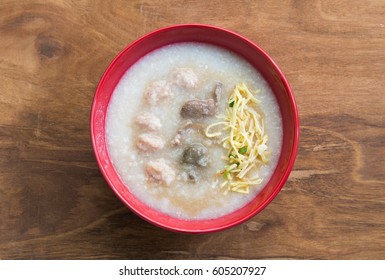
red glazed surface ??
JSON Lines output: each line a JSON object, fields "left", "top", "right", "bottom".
{"left": 91, "top": 24, "right": 299, "bottom": 233}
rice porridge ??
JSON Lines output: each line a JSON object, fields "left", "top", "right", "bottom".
{"left": 105, "top": 42, "right": 283, "bottom": 220}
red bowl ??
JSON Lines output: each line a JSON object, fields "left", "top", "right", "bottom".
{"left": 91, "top": 24, "right": 299, "bottom": 233}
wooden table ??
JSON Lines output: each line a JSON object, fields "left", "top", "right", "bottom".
{"left": 1, "top": 0, "right": 384, "bottom": 260}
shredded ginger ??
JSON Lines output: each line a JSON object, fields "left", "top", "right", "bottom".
{"left": 205, "top": 83, "right": 270, "bottom": 194}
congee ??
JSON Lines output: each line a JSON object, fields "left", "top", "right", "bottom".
{"left": 105, "top": 42, "right": 283, "bottom": 220}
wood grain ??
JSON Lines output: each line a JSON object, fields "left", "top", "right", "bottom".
{"left": 0, "top": 0, "right": 384, "bottom": 259}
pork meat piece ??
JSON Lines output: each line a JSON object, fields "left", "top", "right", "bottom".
{"left": 135, "top": 112, "right": 161, "bottom": 131}
{"left": 136, "top": 133, "right": 164, "bottom": 152}
{"left": 145, "top": 80, "right": 172, "bottom": 106}
{"left": 173, "top": 68, "right": 199, "bottom": 89}
{"left": 145, "top": 158, "right": 175, "bottom": 186}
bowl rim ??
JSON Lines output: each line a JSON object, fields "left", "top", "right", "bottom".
{"left": 90, "top": 23, "right": 300, "bottom": 233}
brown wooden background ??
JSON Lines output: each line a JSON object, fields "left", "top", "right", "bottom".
{"left": 0, "top": 0, "right": 384, "bottom": 259}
